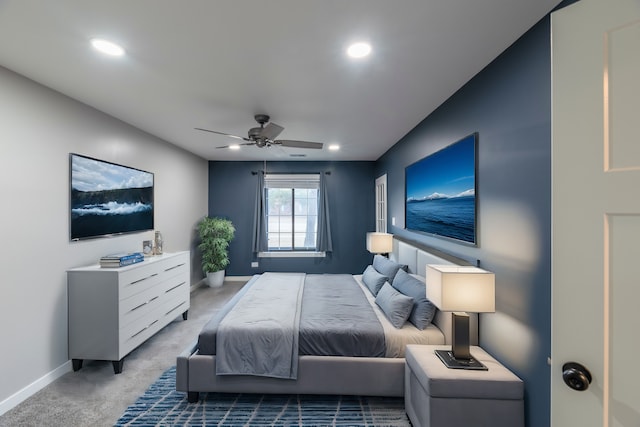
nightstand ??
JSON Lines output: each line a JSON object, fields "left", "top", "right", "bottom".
{"left": 405, "top": 344, "right": 524, "bottom": 427}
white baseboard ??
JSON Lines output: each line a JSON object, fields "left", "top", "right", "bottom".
{"left": 0, "top": 360, "right": 72, "bottom": 416}
{"left": 225, "top": 275, "right": 253, "bottom": 282}
{"left": 190, "top": 278, "right": 206, "bottom": 292}
{"left": 190, "top": 276, "right": 250, "bottom": 292}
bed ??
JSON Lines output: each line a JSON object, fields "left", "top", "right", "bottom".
{"left": 176, "top": 238, "right": 478, "bottom": 401}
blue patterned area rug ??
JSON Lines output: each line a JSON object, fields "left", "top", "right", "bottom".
{"left": 115, "top": 367, "right": 410, "bottom": 426}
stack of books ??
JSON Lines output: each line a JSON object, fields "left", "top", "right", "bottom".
{"left": 100, "top": 252, "right": 144, "bottom": 268}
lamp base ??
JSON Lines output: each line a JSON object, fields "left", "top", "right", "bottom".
{"left": 434, "top": 349, "right": 488, "bottom": 370}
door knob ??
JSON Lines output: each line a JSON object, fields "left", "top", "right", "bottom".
{"left": 562, "top": 362, "right": 592, "bottom": 391}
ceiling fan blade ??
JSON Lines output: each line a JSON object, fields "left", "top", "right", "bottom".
{"left": 194, "top": 127, "right": 251, "bottom": 142}
{"left": 260, "top": 122, "right": 284, "bottom": 140}
{"left": 277, "top": 140, "right": 323, "bottom": 149}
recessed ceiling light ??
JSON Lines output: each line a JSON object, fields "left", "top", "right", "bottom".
{"left": 347, "top": 42, "right": 371, "bottom": 58}
{"left": 229, "top": 144, "right": 240, "bottom": 150}
{"left": 329, "top": 144, "right": 340, "bottom": 151}
{"left": 90, "top": 38, "right": 125, "bottom": 56}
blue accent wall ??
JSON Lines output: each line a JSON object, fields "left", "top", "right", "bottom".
{"left": 376, "top": 15, "right": 553, "bottom": 427}
{"left": 207, "top": 161, "right": 376, "bottom": 276}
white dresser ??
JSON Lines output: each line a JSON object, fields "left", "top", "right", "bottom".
{"left": 68, "top": 251, "right": 190, "bottom": 374}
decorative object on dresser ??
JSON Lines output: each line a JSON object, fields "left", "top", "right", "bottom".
{"left": 99, "top": 252, "right": 144, "bottom": 268}
{"left": 404, "top": 344, "right": 524, "bottom": 427}
{"left": 426, "top": 264, "right": 495, "bottom": 370}
{"left": 366, "top": 232, "right": 393, "bottom": 256}
{"left": 142, "top": 240, "right": 153, "bottom": 256}
{"left": 197, "top": 216, "right": 235, "bottom": 287}
{"left": 68, "top": 251, "right": 190, "bottom": 374}
{"left": 153, "top": 230, "right": 163, "bottom": 255}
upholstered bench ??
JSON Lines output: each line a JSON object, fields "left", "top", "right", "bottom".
{"left": 405, "top": 344, "right": 524, "bottom": 427}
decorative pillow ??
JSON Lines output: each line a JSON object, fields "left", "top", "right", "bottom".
{"left": 392, "top": 269, "right": 437, "bottom": 330}
{"left": 362, "top": 265, "right": 387, "bottom": 296}
{"left": 375, "top": 282, "right": 414, "bottom": 329}
{"left": 372, "top": 254, "right": 407, "bottom": 281}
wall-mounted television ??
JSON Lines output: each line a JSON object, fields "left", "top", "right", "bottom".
{"left": 405, "top": 133, "right": 477, "bottom": 245}
{"left": 70, "top": 153, "right": 154, "bottom": 241}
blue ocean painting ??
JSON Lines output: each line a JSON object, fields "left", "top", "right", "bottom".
{"left": 405, "top": 134, "right": 476, "bottom": 244}
{"left": 406, "top": 196, "right": 475, "bottom": 242}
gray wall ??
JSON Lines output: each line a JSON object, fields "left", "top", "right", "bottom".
{"left": 0, "top": 66, "right": 208, "bottom": 413}
{"left": 376, "top": 16, "right": 553, "bottom": 427}
{"left": 207, "top": 161, "right": 376, "bottom": 276}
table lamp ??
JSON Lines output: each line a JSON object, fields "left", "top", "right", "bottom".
{"left": 426, "top": 264, "right": 495, "bottom": 370}
{"left": 366, "top": 232, "right": 393, "bottom": 256}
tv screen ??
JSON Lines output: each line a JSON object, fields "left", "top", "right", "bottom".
{"left": 70, "top": 154, "right": 154, "bottom": 241}
{"left": 405, "top": 133, "right": 477, "bottom": 245}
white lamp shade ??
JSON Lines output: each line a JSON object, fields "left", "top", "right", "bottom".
{"left": 366, "top": 232, "right": 393, "bottom": 254}
{"left": 426, "top": 265, "right": 495, "bottom": 313}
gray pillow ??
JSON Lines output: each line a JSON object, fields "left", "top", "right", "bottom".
{"left": 375, "top": 282, "right": 414, "bottom": 329}
{"left": 362, "top": 265, "right": 387, "bottom": 296}
{"left": 372, "top": 254, "right": 407, "bottom": 281}
{"left": 392, "top": 268, "right": 437, "bottom": 330}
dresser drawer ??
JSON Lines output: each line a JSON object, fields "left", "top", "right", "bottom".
{"left": 162, "top": 286, "right": 190, "bottom": 318}
{"left": 120, "top": 307, "right": 165, "bottom": 357}
{"left": 119, "top": 283, "right": 164, "bottom": 327}
{"left": 118, "top": 262, "right": 164, "bottom": 300}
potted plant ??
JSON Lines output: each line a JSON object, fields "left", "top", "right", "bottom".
{"left": 197, "top": 216, "right": 235, "bottom": 287}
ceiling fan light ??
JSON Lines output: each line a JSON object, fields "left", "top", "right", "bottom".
{"left": 229, "top": 144, "right": 240, "bottom": 150}
{"left": 347, "top": 42, "right": 371, "bottom": 58}
{"left": 329, "top": 144, "right": 340, "bottom": 151}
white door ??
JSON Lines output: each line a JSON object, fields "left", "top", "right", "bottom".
{"left": 552, "top": 1, "right": 640, "bottom": 426}
{"left": 375, "top": 174, "right": 387, "bottom": 232}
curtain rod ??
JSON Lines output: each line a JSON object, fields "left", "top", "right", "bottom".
{"left": 251, "top": 171, "right": 331, "bottom": 175}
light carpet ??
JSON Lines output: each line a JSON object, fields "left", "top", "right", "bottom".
{"left": 115, "top": 367, "right": 410, "bottom": 426}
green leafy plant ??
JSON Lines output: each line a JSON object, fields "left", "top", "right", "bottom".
{"left": 197, "top": 216, "right": 235, "bottom": 274}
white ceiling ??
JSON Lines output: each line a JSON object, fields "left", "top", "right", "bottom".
{"left": 0, "top": 0, "right": 561, "bottom": 161}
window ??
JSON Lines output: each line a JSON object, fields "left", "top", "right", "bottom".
{"left": 265, "top": 174, "right": 320, "bottom": 251}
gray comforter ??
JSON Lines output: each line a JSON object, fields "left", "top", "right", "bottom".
{"left": 197, "top": 273, "right": 386, "bottom": 379}
{"left": 216, "top": 272, "right": 305, "bottom": 379}
{"left": 299, "top": 274, "right": 385, "bottom": 357}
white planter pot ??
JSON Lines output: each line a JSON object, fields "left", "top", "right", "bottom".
{"left": 206, "top": 270, "right": 225, "bottom": 287}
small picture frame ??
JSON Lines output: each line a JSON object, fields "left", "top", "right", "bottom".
{"left": 142, "top": 240, "right": 153, "bottom": 256}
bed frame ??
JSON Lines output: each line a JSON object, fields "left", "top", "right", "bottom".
{"left": 176, "top": 238, "right": 478, "bottom": 401}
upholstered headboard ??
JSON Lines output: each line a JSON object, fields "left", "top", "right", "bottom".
{"left": 389, "top": 237, "right": 478, "bottom": 345}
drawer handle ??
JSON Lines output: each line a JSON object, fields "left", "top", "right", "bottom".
{"left": 130, "top": 296, "right": 160, "bottom": 312}
{"left": 130, "top": 319, "right": 159, "bottom": 339}
{"left": 166, "top": 302, "right": 185, "bottom": 316}
{"left": 129, "top": 273, "right": 158, "bottom": 286}
{"left": 166, "top": 282, "right": 186, "bottom": 293}
{"left": 164, "top": 263, "right": 185, "bottom": 272}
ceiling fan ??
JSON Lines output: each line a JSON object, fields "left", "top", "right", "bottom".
{"left": 195, "top": 114, "right": 323, "bottom": 150}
